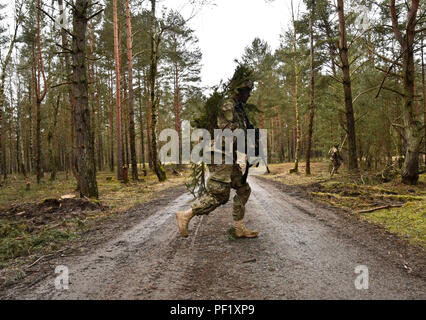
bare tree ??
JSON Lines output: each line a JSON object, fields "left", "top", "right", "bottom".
{"left": 57, "top": 0, "right": 77, "bottom": 183}
{"left": 0, "top": 3, "right": 21, "bottom": 182}
{"left": 126, "top": 0, "right": 138, "bottom": 180}
{"left": 35, "top": 0, "right": 48, "bottom": 184}
{"left": 305, "top": 0, "right": 315, "bottom": 175}
{"left": 290, "top": 0, "right": 301, "bottom": 173}
{"left": 113, "top": 0, "right": 123, "bottom": 180}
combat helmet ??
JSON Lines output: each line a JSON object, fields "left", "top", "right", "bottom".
{"left": 227, "top": 63, "right": 256, "bottom": 96}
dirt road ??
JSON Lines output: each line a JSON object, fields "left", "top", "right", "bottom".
{"left": 4, "top": 177, "right": 425, "bottom": 299}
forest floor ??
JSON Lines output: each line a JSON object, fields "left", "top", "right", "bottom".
{"left": 0, "top": 166, "right": 187, "bottom": 286}
{"left": 0, "top": 162, "right": 425, "bottom": 299}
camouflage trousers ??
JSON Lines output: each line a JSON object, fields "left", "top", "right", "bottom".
{"left": 331, "top": 158, "right": 342, "bottom": 171}
{"left": 191, "top": 164, "right": 251, "bottom": 221}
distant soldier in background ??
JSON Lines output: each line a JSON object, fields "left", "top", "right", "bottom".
{"left": 329, "top": 144, "right": 343, "bottom": 177}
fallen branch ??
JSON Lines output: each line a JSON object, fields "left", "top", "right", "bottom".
{"left": 26, "top": 248, "right": 67, "bottom": 269}
{"left": 354, "top": 204, "right": 403, "bottom": 214}
{"left": 26, "top": 254, "right": 53, "bottom": 269}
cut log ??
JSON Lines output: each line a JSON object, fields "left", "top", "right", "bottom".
{"left": 61, "top": 194, "right": 76, "bottom": 199}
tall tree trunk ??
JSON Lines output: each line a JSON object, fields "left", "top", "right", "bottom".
{"left": 48, "top": 95, "right": 60, "bottom": 181}
{"left": 0, "top": 89, "right": 5, "bottom": 181}
{"left": 422, "top": 33, "right": 425, "bottom": 165}
{"left": 173, "top": 62, "right": 182, "bottom": 165}
{"left": 126, "top": 0, "right": 138, "bottom": 180}
{"left": 291, "top": 0, "right": 300, "bottom": 173}
{"left": 137, "top": 71, "right": 146, "bottom": 174}
{"left": 149, "top": 0, "right": 166, "bottom": 181}
{"left": 113, "top": 0, "right": 123, "bottom": 180}
{"left": 287, "top": 124, "right": 292, "bottom": 162}
{"left": 305, "top": 0, "right": 315, "bottom": 175}
{"left": 88, "top": 21, "right": 97, "bottom": 173}
{"left": 277, "top": 108, "right": 285, "bottom": 162}
{"left": 58, "top": 0, "right": 77, "bottom": 184}
{"left": 96, "top": 75, "right": 104, "bottom": 171}
{"left": 16, "top": 79, "right": 26, "bottom": 177}
{"left": 0, "top": 11, "right": 19, "bottom": 182}
{"left": 72, "top": 0, "right": 98, "bottom": 198}
{"left": 109, "top": 70, "right": 114, "bottom": 172}
{"left": 0, "top": 103, "right": 5, "bottom": 181}
{"left": 123, "top": 76, "right": 130, "bottom": 169}
{"left": 144, "top": 77, "right": 152, "bottom": 168}
{"left": 390, "top": 0, "right": 421, "bottom": 184}
{"left": 29, "top": 74, "right": 34, "bottom": 174}
{"left": 337, "top": 0, "right": 358, "bottom": 171}
{"left": 35, "top": 98, "right": 41, "bottom": 182}
{"left": 35, "top": 0, "right": 48, "bottom": 184}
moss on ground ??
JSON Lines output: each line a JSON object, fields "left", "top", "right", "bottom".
{"left": 361, "top": 202, "right": 426, "bottom": 247}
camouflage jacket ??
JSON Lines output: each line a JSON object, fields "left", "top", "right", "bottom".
{"left": 208, "top": 100, "right": 245, "bottom": 183}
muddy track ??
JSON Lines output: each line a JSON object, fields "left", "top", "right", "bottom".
{"left": 3, "top": 177, "right": 425, "bottom": 299}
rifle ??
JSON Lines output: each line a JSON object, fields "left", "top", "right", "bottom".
{"left": 339, "top": 134, "right": 348, "bottom": 152}
{"left": 234, "top": 101, "right": 270, "bottom": 184}
{"left": 335, "top": 134, "right": 347, "bottom": 163}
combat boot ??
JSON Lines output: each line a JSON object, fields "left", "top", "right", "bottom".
{"left": 176, "top": 209, "right": 195, "bottom": 237}
{"left": 234, "top": 220, "right": 259, "bottom": 238}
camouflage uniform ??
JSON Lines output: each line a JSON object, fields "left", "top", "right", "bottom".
{"left": 191, "top": 100, "right": 251, "bottom": 221}
{"left": 329, "top": 146, "right": 343, "bottom": 174}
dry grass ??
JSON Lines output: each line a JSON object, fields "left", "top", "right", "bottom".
{"left": 0, "top": 166, "right": 187, "bottom": 212}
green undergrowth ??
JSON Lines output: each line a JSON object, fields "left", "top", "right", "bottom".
{"left": 362, "top": 201, "right": 426, "bottom": 247}
{"left": 0, "top": 218, "right": 79, "bottom": 265}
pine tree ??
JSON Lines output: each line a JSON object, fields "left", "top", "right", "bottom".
{"left": 72, "top": 0, "right": 99, "bottom": 198}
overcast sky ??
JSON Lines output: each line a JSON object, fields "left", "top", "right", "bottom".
{"left": 163, "top": 0, "right": 298, "bottom": 88}
{"left": 0, "top": 0, "right": 301, "bottom": 88}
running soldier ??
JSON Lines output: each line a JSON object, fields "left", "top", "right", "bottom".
{"left": 329, "top": 144, "right": 343, "bottom": 176}
{"left": 176, "top": 65, "right": 259, "bottom": 238}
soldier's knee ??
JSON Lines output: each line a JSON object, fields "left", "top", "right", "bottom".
{"left": 245, "top": 183, "right": 251, "bottom": 196}
{"left": 217, "top": 191, "right": 230, "bottom": 205}
{"left": 237, "top": 183, "right": 251, "bottom": 201}
{"left": 207, "top": 180, "right": 230, "bottom": 205}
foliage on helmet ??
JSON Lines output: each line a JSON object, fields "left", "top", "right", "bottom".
{"left": 191, "top": 90, "right": 224, "bottom": 135}
{"left": 226, "top": 63, "right": 256, "bottom": 97}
